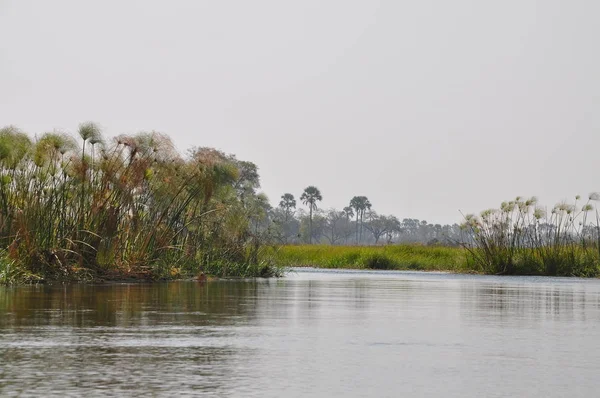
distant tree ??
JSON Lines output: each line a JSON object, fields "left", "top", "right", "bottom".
{"left": 277, "top": 193, "right": 297, "bottom": 243}
{"left": 236, "top": 161, "right": 260, "bottom": 203}
{"left": 300, "top": 186, "right": 322, "bottom": 244}
{"left": 270, "top": 208, "right": 301, "bottom": 244}
{"left": 279, "top": 193, "right": 296, "bottom": 222}
{"left": 418, "top": 220, "right": 431, "bottom": 242}
{"left": 323, "top": 209, "right": 352, "bottom": 245}
{"left": 383, "top": 215, "right": 401, "bottom": 244}
{"left": 400, "top": 218, "right": 420, "bottom": 242}
{"left": 364, "top": 212, "right": 402, "bottom": 245}
{"left": 299, "top": 210, "right": 325, "bottom": 244}
{"left": 349, "top": 196, "right": 371, "bottom": 244}
{"left": 247, "top": 192, "right": 272, "bottom": 234}
{"left": 343, "top": 206, "right": 354, "bottom": 220}
{"left": 363, "top": 211, "right": 387, "bottom": 245}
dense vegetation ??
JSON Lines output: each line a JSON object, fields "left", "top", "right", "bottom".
{"left": 2, "top": 123, "right": 599, "bottom": 283}
{"left": 272, "top": 245, "right": 466, "bottom": 272}
{"left": 269, "top": 192, "right": 600, "bottom": 277}
{"left": 0, "top": 123, "right": 280, "bottom": 284}
{"left": 461, "top": 195, "right": 600, "bottom": 277}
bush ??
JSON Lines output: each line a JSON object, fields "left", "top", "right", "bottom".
{"left": 360, "top": 253, "right": 393, "bottom": 270}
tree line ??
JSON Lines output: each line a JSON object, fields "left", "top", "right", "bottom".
{"left": 254, "top": 186, "right": 462, "bottom": 246}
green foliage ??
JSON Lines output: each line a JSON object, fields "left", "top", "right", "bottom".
{"left": 461, "top": 195, "right": 600, "bottom": 277}
{"left": 272, "top": 244, "right": 466, "bottom": 271}
{"left": 0, "top": 123, "right": 279, "bottom": 283}
{"left": 0, "top": 251, "right": 41, "bottom": 284}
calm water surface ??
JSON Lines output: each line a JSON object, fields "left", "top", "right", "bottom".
{"left": 2, "top": 268, "right": 600, "bottom": 397}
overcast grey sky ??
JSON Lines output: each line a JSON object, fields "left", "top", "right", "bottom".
{"left": 1, "top": 0, "right": 599, "bottom": 224}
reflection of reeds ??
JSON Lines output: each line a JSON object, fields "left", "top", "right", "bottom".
{"left": 0, "top": 123, "right": 280, "bottom": 283}
{"left": 461, "top": 195, "right": 600, "bottom": 276}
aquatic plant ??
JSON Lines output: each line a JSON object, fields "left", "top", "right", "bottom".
{"left": 460, "top": 195, "right": 600, "bottom": 276}
{"left": 0, "top": 123, "right": 280, "bottom": 283}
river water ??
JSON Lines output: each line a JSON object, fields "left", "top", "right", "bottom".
{"left": 1, "top": 268, "right": 600, "bottom": 397}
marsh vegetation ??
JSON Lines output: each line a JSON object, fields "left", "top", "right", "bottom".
{"left": 272, "top": 244, "right": 466, "bottom": 272}
{"left": 0, "top": 123, "right": 280, "bottom": 283}
{"left": 274, "top": 195, "right": 600, "bottom": 277}
{"left": 461, "top": 195, "right": 600, "bottom": 277}
{"left": 2, "top": 122, "right": 599, "bottom": 283}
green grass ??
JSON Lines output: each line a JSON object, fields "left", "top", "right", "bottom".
{"left": 272, "top": 244, "right": 600, "bottom": 277}
{"left": 0, "top": 250, "right": 42, "bottom": 284}
{"left": 272, "top": 244, "right": 468, "bottom": 272}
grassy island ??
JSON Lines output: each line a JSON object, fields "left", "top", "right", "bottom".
{"left": 272, "top": 244, "right": 468, "bottom": 272}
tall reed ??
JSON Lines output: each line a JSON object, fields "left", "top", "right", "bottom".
{"left": 460, "top": 195, "right": 600, "bottom": 276}
{"left": 0, "top": 123, "right": 279, "bottom": 283}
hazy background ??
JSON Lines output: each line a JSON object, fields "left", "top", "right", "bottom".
{"left": 1, "top": 0, "right": 598, "bottom": 224}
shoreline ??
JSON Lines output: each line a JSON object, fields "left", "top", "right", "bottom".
{"left": 6, "top": 242, "right": 600, "bottom": 285}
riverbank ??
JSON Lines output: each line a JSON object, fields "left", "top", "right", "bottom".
{"left": 271, "top": 244, "right": 470, "bottom": 272}
{"left": 0, "top": 250, "right": 282, "bottom": 285}
{"left": 1, "top": 244, "right": 466, "bottom": 284}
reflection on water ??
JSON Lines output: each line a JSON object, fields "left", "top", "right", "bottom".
{"left": 2, "top": 270, "right": 600, "bottom": 397}
{"left": 0, "top": 282, "right": 262, "bottom": 396}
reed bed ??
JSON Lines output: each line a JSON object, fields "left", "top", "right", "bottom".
{"left": 461, "top": 195, "right": 600, "bottom": 276}
{"left": 0, "top": 123, "right": 280, "bottom": 283}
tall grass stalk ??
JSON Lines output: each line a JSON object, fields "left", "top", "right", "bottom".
{"left": 0, "top": 123, "right": 278, "bottom": 283}
{"left": 461, "top": 195, "right": 600, "bottom": 276}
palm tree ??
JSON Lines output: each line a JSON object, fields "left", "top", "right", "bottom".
{"left": 350, "top": 196, "right": 371, "bottom": 244}
{"left": 278, "top": 193, "right": 297, "bottom": 243}
{"left": 300, "top": 186, "right": 322, "bottom": 244}
{"left": 342, "top": 206, "right": 354, "bottom": 220}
